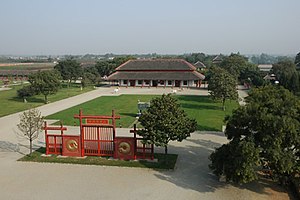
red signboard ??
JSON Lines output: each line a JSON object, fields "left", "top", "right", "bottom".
{"left": 86, "top": 119, "right": 109, "bottom": 125}
{"left": 62, "top": 136, "right": 81, "bottom": 157}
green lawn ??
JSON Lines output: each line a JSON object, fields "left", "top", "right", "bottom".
{"left": 47, "top": 94, "right": 239, "bottom": 131}
{"left": 0, "top": 84, "right": 94, "bottom": 117}
{"left": 19, "top": 147, "right": 178, "bottom": 170}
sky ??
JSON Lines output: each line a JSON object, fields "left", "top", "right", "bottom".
{"left": 0, "top": 0, "right": 299, "bottom": 55}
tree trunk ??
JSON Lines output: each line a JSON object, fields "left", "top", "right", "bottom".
{"left": 44, "top": 95, "right": 48, "bottom": 104}
{"left": 222, "top": 98, "right": 226, "bottom": 111}
{"left": 29, "top": 138, "right": 32, "bottom": 155}
{"left": 164, "top": 145, "right": 168, "bottom": 165}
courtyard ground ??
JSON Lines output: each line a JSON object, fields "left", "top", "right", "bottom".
{"left": 0, "top": 86, "right": 294, "bottom": 200}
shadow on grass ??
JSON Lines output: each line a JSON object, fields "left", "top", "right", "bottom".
{"left": 119, "top": 112, "right": 137, "bottom": 118}
{"left": 197, "top": 124, "right": 220, "bottom": 131}
{"left": 9, "top": 96, "right": 45, "bottom": 103}
{"left": 176, "top": 95, "right": 213, "bottom": 103}
{"left": 181, "top": 103, "right": 221, "bottom": 111}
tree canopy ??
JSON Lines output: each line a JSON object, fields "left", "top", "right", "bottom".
{"left": 219, "top": 53, "right": 248, "bottom": 79}
{"left": 208, "top": 67, "right": 238, "bottom": 111}
{"left": 209, "top": 85, "right": 300, "bottom": 184}
{"left": 138, "top": 94, "right": 197, "bottom": 155}
{"left": 28, "top": 70, "right": 61, "bottom": 103}
{"left": 54, "top": 59, "right": 83, "bottom": 85}
{"left": 272, "top": 60, "right": 300, "bottom": 94}
{"left": 217, "top": 53, "right": 264, "bottom": 87}
{"left": 295, "top": 52, "right": 300, "bottom": 69}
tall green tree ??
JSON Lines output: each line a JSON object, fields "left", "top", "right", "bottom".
{"left": 82, "top": 66, "right": 100, "bottom": 86}
{"left": 295, "top": 52, "right": 300, "bottom": 69}
{"left": 17, "top": 85, "right": 35, "bottom": 102}
{"left": 95, "top": 61, "right": 113, "bottom": 77}
{"left": 240, "top": 63, "right": 264, "bottom": 87}
{"left": 17, "top": 108, "right": 44, "bottom": 155}
{"left": 138, "top": 94, "right": 197, "bottom": 157}
{"left": 208, "top": 67, "right": 238, "bottom": 111}
{"left": 29, "top": 70, "right": 61, "bottom": 103}
{"left": 54, "top": 59, "right": 83, "bottom": 87}
{"left": 220, "top": 53, "right": 248, "bottom": 79}
{"left": 209, "top": 86, "right": 300, "bottom": 184}
{"left": 272, "top": 60, "right": 300, "bottom": 94}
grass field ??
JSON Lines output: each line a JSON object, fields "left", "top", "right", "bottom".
{"left": 0, "top": 84, "right": 94, "bottom": 117}
{"left": 47, "top": 94, "right": 238, "bottom": 131}
{"left": 19, "top": 147, "right": 178, "bottom": 170}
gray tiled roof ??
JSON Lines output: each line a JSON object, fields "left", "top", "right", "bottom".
{"left": 107, "top": 71, "right": 205, "bottom": 80}
{"left": 116, "top": 59, "right": 197, "bottom": 71}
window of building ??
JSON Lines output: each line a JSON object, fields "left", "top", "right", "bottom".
{"left": 183, "top": 81, "right": 188, "bottom": 85}
{"left": 159, "top": 80, "right": 165, "bottom": 85}
{"left": 138, "top": 80, "right": 142, "bottom": 85}
{"left": 168, "top": 80, "right": 172, "bottom": 85}
{"left": 123, "top": 80, "right": 128, "bottom": 85}
{"left": 144, "top": 80, "right": 150, "bottom": 85}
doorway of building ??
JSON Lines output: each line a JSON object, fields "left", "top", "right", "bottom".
{"left": 175, "top": 80, "right": 181, "bottom": 87}
{"left": 152, "top": 80, "right": 158, "bottom": 87}
{"left": 129, "top": 80, "right": 136, "bottom": 86}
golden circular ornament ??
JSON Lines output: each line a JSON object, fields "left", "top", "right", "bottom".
{"left": 66, "top": 139, "right": 78, "bottom": 152}
{"left": 118, "top": 142, "right": 131, "bottom": 154}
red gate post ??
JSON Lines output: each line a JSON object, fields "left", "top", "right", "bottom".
{"left": 112, "top": 110, "right": 116, "bottom": 158}
{"left": 44, "top": 121, "right": 49, "bottom": 155}
{"left": 60, "top": 122, "right": 64, "bottom": 155}
{"left": 79, "top": 109, "right": 84, "bottom": 157}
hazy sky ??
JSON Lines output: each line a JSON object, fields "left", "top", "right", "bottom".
{"left": 0, "top": 0, "right": 299, "bottom": 55}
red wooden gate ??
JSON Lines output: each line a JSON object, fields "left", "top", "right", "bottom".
{"left": 74, "top": 109, "right": 120, "bottom": 157}
{"left": 44, "top": 110, "right": 154, "bottom": 160}
{"left": 83, "top": 126, "right": 114, "bottom": 156}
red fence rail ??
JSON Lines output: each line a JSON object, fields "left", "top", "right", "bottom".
{"left": 135, "top": 138, "right": 154, "bottom": 160}
{"left": 46, "top": 135, "right": 62, "bottom": 155}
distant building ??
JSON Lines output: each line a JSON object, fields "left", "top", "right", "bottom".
{"left": 194, "top": 61, "right": 207, "bottom": 71}
{"left": 258, "top": 64, "right": 273, "bottom": 72}
{"left": 212, "top": 55, "right": 223, "bottom": 64}
{"left": 263, "top": 74, "right": 276, "bottom": 81}
{"left": 107, "top": 59, "right": 205, "bottom": 88}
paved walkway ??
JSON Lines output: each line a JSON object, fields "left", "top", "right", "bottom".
{"left": 0, "top": 86, "right": 292, "bottom": 200}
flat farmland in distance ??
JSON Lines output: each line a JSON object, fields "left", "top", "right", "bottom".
{"left": 0, "top": 62, "right": 55, "bottom": 70}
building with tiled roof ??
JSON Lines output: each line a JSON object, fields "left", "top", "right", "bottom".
{"left": 194, "top": 61, "right": 207, "bottom": 70}
{"left": 258, "top": 64, "right": 273, "bottom": 72}
{"left": 107, "top": 59, "right": 205, "bottom": 88}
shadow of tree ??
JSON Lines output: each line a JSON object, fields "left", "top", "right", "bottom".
{"left": 176, "top": 95, "right": 212, "bottom": 103}
{"left": 0, "top": 141, "right": 20, "bottom": 152}
{"left": 180, "top": 103, "right": 221, "bottom": 111}
{"left": 151, "top": 132, "right": 290, "bottom": 196}
{"left": 119, "top": 112, "right": 137, "bottom": 118}
{"left": 9, "top": 96, "right": 45, "bottom": 103}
